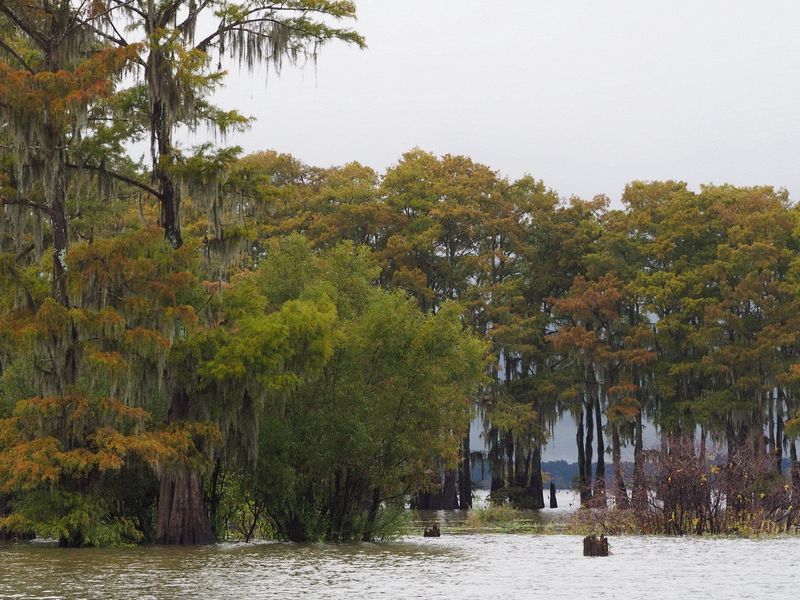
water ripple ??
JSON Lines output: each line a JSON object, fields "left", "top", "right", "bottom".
{"left": 1, "top": 534, "right": 798, "bottom": 599}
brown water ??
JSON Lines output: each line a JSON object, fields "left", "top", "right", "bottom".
{"left": 2, "top": 534, "right": 798, "bottom": 599}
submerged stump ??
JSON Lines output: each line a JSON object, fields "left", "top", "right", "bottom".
{"left": 549, "top": 482, "right": 558, "bottom": 509}
{"left": 583, "top": 534, "right": 609, "bottom": 557}
{"left": 423, "top": 523, "right": 441, "bottom": 537}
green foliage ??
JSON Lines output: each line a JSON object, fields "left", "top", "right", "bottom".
{"left": 0, "top": 359, "right": 34, "bottom": 418}
{"left": 3, "top": 490, "right": 144, "bottom": 548}
{"left": 222, "top": 237, "right": 488, "bottom": 541}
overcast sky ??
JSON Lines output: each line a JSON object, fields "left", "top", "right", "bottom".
{"left": 209, "top": 0, "right": 800, "bottom": 205}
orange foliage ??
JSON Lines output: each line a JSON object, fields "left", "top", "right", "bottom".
{"left": 0, "top": 45, "right": 141, "bottom": 122}
{"left": 0, "top": 392, "right": 220, "bottom": 494}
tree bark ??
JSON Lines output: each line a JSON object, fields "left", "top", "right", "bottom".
{"left": 207, "top": 458, "right": 224, "bottom": 539}
{"left": 528, "top": 443, "right": 545, "bottom": 509}
{"left": 775, "top": 392, "right": 784, "bottom": 474}
{"left": 576, "top": 406, "right": 588, "bottom": 505}
{"left": 441, "top": 469, "right": 458, "bottom": 510}
{"left": 489, "top": 434, "right": 503, "bottom": 497}
{"left": 156, "top": 467, "right": 215, "bottom": 544}
{"left": 42, "top": 138, "right": 81, "bottom": 393}
{"left": 611, "top": 423, "right": 629, "bottom": 509}
{"left": 514, "top": 446, "right": 529, "bottom": 488}
{"left": 156, "top": 388, "right": 215, "bottom": 544}
{"left": 725, "top": 417, "right": 736, "bottom": 465}
{"left": 631, "top": 406, "right": 646, "bottom": 508}
{"left": 768, "top": 395, "right": 776, "bottom": 464}
{"left": 504, "top": 430, "right": 514, "bottom": 489}
{"left": 48, "top": 147, "right": 70, "bottom": 308}
{"left": 458, "top": 433, "right": 472, "bottom": 509}
{"left": 593, "top": 391, "right": 606, "bottom": 506}
{"left": 40, "top": 50, "right": 70, "bottom": 309}
{"left": 147, "top": 47, "right": 182, "bottom": 249}
{"left": 583, "top": 397, "right": 594, "bottom": 505}
{"left": 362, "top": 487, "right": 381, "bottom": 541}
{"left": 153, "top": 99, "right": 182, "bottom": 248}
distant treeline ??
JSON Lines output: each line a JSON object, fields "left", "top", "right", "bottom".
{"left": 477, "top": 458, "right": 797, "bottom": 492}
{"left": 473, "top": 459, "right": 583, "bottom": 490}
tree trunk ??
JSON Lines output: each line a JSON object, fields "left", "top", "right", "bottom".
{"left": 504, "top": 430, "right": 514, "bottom": 488}
{"left": 156, "top": 467, "right": 215, "bottom": 544}
{"left": 611, "top": 423, "right": 629, "bottom": 509}
{"left": 725, "top": 417, "right": 736, "bottom": 465}
{"left": 631, "top": 407, "right": 646, "bottom": 508}
{"left": 156, "top": 388, "right": 215, "bottom": 544}
{"left": 699, "top": 426, "right": 707, "bottom": 464}
{"left": 153, "top": 106, "right": 181, "bottom": 249}
{"left": 593, "top": 393, "right": 606, "bottom": 506}
{"left": 458, "top": 433, "right": 472, "bottom": 509}
{"left": 43, "top": 141, "right": 81, "bottom": 394}
{"left": 576, "top": 407, "right": 589, "bottom": 505}
{"left": 412, "top": 491, "right": 430, "bottom": 510}
{"left": 775, "top": 393, "right": 784, "bottom": 474}
{"left": 768, "top": 395, "right": 775, "bottom": 464}
{"left": 207, "top": 458, "right": 224, "bottom": 539}
{"left": 147, "top": 48, "right": 182, "bottom": 249}
{"left": 790, "top": 442, "right": 800, "bottom": 529}
{"left": 489, "top": 438, "right": 503, "bottom": 497}
{"left": 362, "top": 487, "right": 381, "bottom": 541}
{"left": 49, "top": 149, "right": 70, "bottom": 307}
{"left": 441, "top": 469, "right": 458, "bottom": 510}
{"left": 160, "top": 169, "right": 182, "bottom": 249}
{"left": 528, "top": 443, "right": 545, "bottom": 509}
{"left": 583, "top": 397, "right": 594, "bottom": 505}
{"left": 514, "top": 447, "right": 529, "bottom": 488}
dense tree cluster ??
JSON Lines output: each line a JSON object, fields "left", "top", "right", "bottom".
{"left": 2, "top": 1, "right": 799, "bottom": 546}
{"left": 2, "top": 0, "right": 484, "bottom": 546}
{"left": 213, "top": 151, "right": 800, "bottom": 521}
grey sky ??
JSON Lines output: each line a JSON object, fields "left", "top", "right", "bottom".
{"left": 210, "top": 0, "right": 800, "bottom": 204}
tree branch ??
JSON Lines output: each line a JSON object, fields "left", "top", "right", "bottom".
{"left": 0, "top": 39, "right": 34, "bottom": 73}
{"left": 158, "top": 0, "right": 184, "bottom": 29}
{"left": 110, "top": 0, "right": 147, "bottom": 20}
{"left": 175, "top": 0, "right": 214, "bottom": 35}
{"left": 1, "top": 196, "right": 52, "bottom": 215}
{"left": 195, "top": 17, "right": 326, "bottom": 54}
{"left": 66, "top": 162, "right": 164, "bottom": 199}
{"left": 0, "top": 7, "right": 48, "bottom": 50}
{"left": 15, "top": 242, "right": 35, "bottom": 263}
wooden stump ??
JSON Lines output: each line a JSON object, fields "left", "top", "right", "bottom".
{"left": 423, "top": 523, "right": 441, "bottom": 537}
{"left": 583, "top": 534, "right": 609, "bottom": 556}
{"left": 549, "top": 482, "right": 558, "bottom": 509}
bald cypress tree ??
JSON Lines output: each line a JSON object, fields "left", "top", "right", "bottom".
{"left": 78, "top": 1, "right": 365, "bottom": 249}
{"left": 48, "top": 0, "right": 365, "bottom": 544}
{"left": 0, "top": 1, "right": 138, "bottom": 308}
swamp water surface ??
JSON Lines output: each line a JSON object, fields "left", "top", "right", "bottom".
{"left": 3, "top": 534, "right": 799, "bottom": 599}
{"left": 1, "top": 491, "right": 797, "bottom": 599}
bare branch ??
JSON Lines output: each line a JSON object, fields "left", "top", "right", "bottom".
{"left": 66, "top": 162, "right": 164, "bottom": 199}
{"left": 0, "top": 6, "right": 48, "bottom": 50}
{"left": 0, "top": 196, "right": 52, "bottom": 215}
{"left": 0, "top": 39, "right": 34, "bottom": 73}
